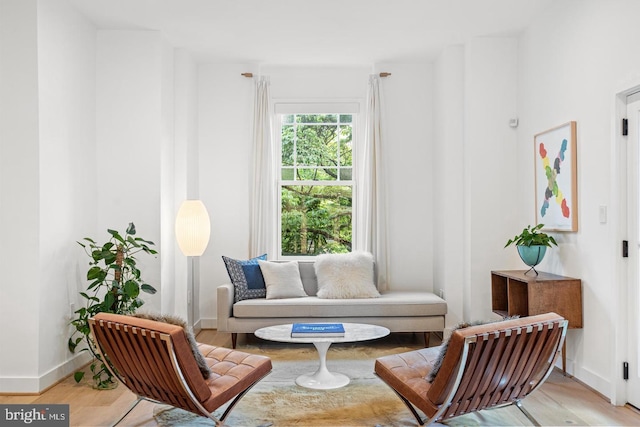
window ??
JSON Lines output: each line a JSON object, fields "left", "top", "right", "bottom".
{"left": 277, "top": 111, "right": 356, "bottom": 257}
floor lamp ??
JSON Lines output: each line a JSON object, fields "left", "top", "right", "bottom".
{"left": 175, "top": 200, "right": 211, "bottom": 329}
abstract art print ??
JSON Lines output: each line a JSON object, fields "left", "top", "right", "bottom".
{"left": 534, "top": 121, "right": 578, "bottom": 231}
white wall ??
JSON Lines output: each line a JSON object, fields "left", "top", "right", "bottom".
{"left": 433, "top": 38, "right": 519, "bottom": 329}
{"left": 170, "top": 49, "right": 199, "bottom": 322}
{"left": 197, "top": 63, "right": 255, "bottom": 327}
{"left": 0, "top": 0, "right": 41, "bottom": 392}
{"left": 0, "top": 0, "right": 98, "bottom": 392}
{"left": 0, "top": 9, "right": 196, "bottom": 390}
{"left": 199, "top": 64, "right": 435, "bottom": 325}
{"left": 464, "top": 38, "right": 519, "bottom": 321}
{"left": 517, "top": 0, "right": 640, "bottom": 400}
{"left": 37, "top": 0, "right": 97, "bottom": 391}
{"left": 434, "top": 45, "right": 465, "bottom": 327}
{"left": 376, "top": 63, "right": 434, "bottom": 292}
{"left": 96, "top": 30, "right": 169, "bottom": 313}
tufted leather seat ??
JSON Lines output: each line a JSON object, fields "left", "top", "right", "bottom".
{"left": 375, "top": 312, "right": 567, "bottom": 425}
{"left": 89, "top": 313, "right": 272, "bottom": 426}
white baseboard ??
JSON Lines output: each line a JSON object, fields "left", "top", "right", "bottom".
{"left": 571, "top": 363, "right": 612, "bottom": 401}
{"left": 200, "top": 317, "right": 217, "bottom": 329}
{"left": 0, "top": 352, "right": 91, "bottom": 394}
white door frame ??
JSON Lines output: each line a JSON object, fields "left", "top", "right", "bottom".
{"left": 612, "top": 80, "right": 640, "bottom": 405}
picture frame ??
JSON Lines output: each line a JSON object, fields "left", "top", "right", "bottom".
{"left": 534, "top": 121, "right": 578, "bottom": 231}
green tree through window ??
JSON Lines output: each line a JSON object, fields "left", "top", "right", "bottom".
{"left": 279, "top": 113, "right": 353, "bottom": 256}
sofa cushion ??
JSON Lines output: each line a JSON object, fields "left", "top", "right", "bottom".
{"left": 258, "top": 260, "right": 308, "bottom": 299}
{"left": 222, "top": 254, "right": 267, "bottom": 302}
{"left": 233, "top": 291, "right": 446, "bottom": 318}
{"left": 315, "top": 251, "right": 380, "bottom": 299}
{"left": 298, "top": 261, "right": 320, "bottom": 295}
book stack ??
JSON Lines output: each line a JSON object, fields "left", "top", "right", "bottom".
{"left": 291, "top": 323, "right": 345, "bottom": 337}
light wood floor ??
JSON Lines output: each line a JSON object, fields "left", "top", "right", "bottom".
{"left": 2, "top": 330, "right": 639, "bottom": 427}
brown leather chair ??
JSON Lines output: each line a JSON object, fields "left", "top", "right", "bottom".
{"left": 89, "top": 313, "right": 272, "bottom": 426}
{"left": 375, "top": 312, "right": 567, "bottom": 426}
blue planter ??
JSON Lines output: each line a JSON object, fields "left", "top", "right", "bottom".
{"left": 517, "top": 245, "right": 547, "bottom": 275}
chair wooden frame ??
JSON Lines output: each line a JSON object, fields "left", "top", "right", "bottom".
{"left": 89, "top": 314, "right": 272, "bottom": 427}
{"left": 375, "top": 313, "right": 568, "bottom": 426}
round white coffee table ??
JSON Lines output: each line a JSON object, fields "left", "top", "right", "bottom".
{"left": 254, "top": 323, "right": 390, "bottom": 390}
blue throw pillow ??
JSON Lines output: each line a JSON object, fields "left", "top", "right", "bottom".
{"left": 222, "top": 254, "right": 267, "bottom": 302}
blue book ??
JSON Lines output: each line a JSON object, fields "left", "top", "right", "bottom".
{"left": 291, "top": 323, "right": 345, "bottom": 337}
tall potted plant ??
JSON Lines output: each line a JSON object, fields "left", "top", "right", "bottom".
{"left": 505, "top": 224, "right": 557, "bottom": 275}
{"left": 68, "top": 223, "right": 157, "bottom": 389}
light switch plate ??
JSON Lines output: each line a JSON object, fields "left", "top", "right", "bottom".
{"left": 599, "top": 205, "right": 607, "bottom": 223}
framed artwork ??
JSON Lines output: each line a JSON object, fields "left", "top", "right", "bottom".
{"left": 534, "top": 121, "right": 578, "bottom": 231}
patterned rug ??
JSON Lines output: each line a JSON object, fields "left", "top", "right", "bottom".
{"left": 154, "top": 336, "right": 428, "bottom": 427}
{"left": 151, "top": 335, "right": 573, "bottom": 426}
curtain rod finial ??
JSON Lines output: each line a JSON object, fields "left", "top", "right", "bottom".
{"left": 379, "top": 72, "right": 392, "bottom": 78}
{"left": 241, "top": 72, "right": 254, "bottom": 78}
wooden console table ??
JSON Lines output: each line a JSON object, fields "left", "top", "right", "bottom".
{"left": 490, "top": 270, "right": 583, "bottom": 374}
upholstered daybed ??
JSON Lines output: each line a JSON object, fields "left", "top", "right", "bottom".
{"left": 217, "top": 253, "right": 447, "bottom": 348}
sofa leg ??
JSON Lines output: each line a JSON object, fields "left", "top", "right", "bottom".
{"left": 424, "top": 332, "right": 430, "bottom": 348}
{"left": 231, "top": 333, "right": 237, "bottom": 349}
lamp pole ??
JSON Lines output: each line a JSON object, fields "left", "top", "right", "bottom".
{"left": 175, "top": 200, "right": 211, "bottom": 329}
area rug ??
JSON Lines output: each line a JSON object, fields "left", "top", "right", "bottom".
{"left": 152, "top": 335, "right": 566, "bottom": 426}
{"left": 154, "top": 336, "right": 428, "bottom": 427}
{"left": 154, "top": 360, "right": 420, "bottom": 427}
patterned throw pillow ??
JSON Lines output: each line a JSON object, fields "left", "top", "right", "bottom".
{"left": 222, "top": 254, "right": 268, "bottom": 302}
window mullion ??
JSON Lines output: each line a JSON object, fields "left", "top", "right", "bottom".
{"left": 293, "top": 117, "right": 298, "bottom": 181}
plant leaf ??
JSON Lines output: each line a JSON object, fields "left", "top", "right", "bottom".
{"left": 141, "top": 284, "right": 157, "bottom": 294}
{"left": 124, "top": 280, "right": 139, "bottom": 298}
{"left": 135, "top": 237, "right": 155, "bottom": 245}
{"left": 103, "top": 292, "right": 115, "bottom": 312}
{"left": 103, "top": 251, "right": 117, "bottom": 265}
{"left": 108, "top": 229, "right": 126, "bottom": 244}
{"left": 74, "top": 371, "right": 85, "bottom": 383}
{"left": 86, "top": 266, "right": 104, "bottom": 281}
{"left": 126, "top": 222, "right": 136, "bottom": 235}
{"left": 127, "top": 235, "right": 141, "bottom": 247}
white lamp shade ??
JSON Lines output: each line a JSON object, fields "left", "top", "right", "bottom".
{"left": 175, "top": 200, "right": 211, "bottom": 256}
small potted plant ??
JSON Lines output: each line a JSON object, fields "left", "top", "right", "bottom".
{"left": 505, "top": 224, "right": 557, "bottom": 275}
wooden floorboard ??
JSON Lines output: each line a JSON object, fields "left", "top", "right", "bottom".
{"left": 2, "top": 330, "right": 639, "bottom": 427}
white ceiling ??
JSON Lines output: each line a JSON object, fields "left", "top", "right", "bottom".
{"left": 69, "top": 0, "right": 552, "bottom": 65}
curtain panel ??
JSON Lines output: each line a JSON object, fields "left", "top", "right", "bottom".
{"left": 249, "top": 76, "right": 275, "bottom": 257}
{"left": 357, "top": 74, "right": 389, "bottom": 290}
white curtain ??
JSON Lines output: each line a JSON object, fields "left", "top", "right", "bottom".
{"left": 249, "top": 76, "right": 274, "bottom": 257}
{"left": 358, "top": 74, "right": 389, "bottom": 290}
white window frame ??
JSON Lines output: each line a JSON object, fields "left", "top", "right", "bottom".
{"left": 274, "top": 100, "right": 362, "bottom": 260}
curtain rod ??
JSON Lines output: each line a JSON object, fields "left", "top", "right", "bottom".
{"left": 241, "top": 72, "right": 391, "bottom": 78}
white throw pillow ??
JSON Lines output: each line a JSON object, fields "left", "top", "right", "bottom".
{"left": 315, "top": 251, "right": 380, "bottom": 299}
{"left": 258, "top": 260, "right": 308, "bottom": 299}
